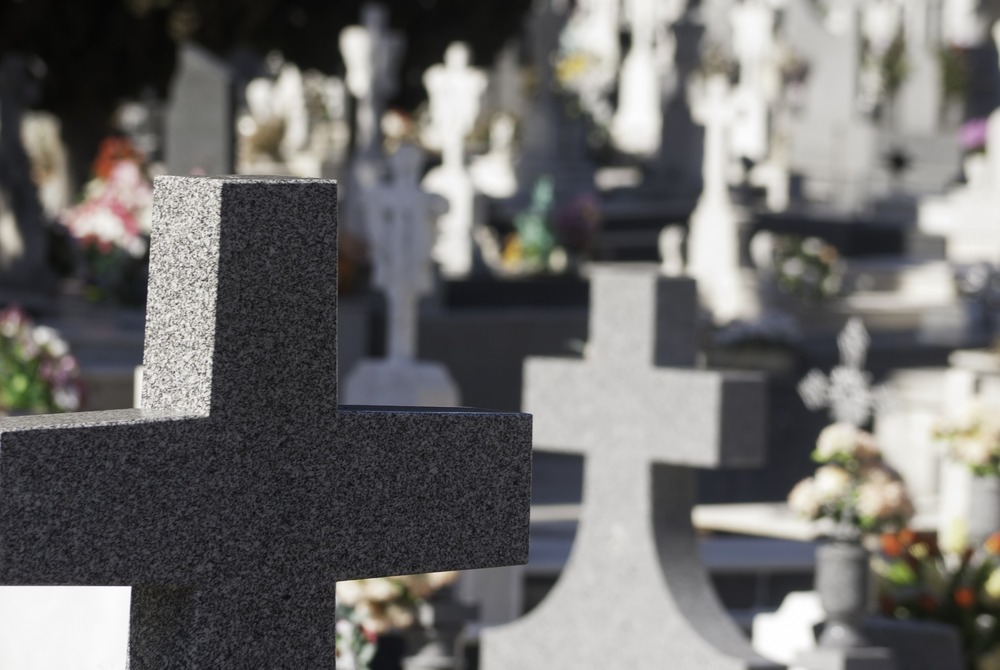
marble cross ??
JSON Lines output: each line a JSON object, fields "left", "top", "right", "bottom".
{"left": 0, "top": 176, "right": 531, "bottom": 668}
{"left": 364, "top": 144, "right": 447, "bottom": 361}
{"left": 481, "top": 265, "right": 777, "bottom": 670}
{"left": 798, "top": 317, "right": 892, "bottom": 427}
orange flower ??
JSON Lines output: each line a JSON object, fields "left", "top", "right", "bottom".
{"left": 955, "top": 587, "right": 976, "bottom": 609}
{"left": 898, "top": 528, "right": 916, "bottom": 548}
{"left": 881, "top": 533, "right": 903, "bottom": 558}
{"left": 985, "top": 532, "right": 1000, "bottom": 555}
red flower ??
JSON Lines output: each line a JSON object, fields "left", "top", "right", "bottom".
{"left": 918, "top": 595, "right": 939, "bottom": 613}
{"left": 955, "top": 587, "right": 976, "bottom": 609}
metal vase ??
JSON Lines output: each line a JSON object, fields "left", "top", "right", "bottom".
{"left": 815, "top": 537, "right": 871, "bottom": 649}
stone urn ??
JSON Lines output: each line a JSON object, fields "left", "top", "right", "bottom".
{"left": 815, "top": 532, "right": 871, "bottom": 649}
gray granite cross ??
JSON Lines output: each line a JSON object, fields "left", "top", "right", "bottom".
{"left": 481, "top": 264, "right": 779, "bottom": 670}
{"left": 0, "top": 176, "right": 531, "bottom": 668}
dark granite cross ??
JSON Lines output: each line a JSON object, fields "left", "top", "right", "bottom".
{"left": 482, "top": 265, "right": 777, "bottom": 669}
{"left": 0, "top": 176, "right": 532, "bottom": 668}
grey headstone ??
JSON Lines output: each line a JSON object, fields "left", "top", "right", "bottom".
{"left": 0, "top": 176, "right": 532, "bottom": 668}
{"left": 165, "top": 44, "right": 234, "bottom": 176}
{"left": 481, "top": 264, "right": 778, "bottom": 670}
{"left": 785, "top": 0, "right": 878, "bottom": 208}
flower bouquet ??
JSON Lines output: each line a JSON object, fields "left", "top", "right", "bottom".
{"left": 335, "top": 571, "right": 458, "bottom": 670}
{"left": 0, "top": 306, "right": 84, "bottom": 414}
{"left": 770, "top": 235, "right": 842, "bottom": 304}
{"left": 935, "top": 402, "right": 1000, "bottom": 477}
{"left": 875, "top": 529, "right": 1000, "bottom": 669}
{"left": 788, "top": 423, "right": 914, "bottom": 535}
{"left": 60, "top": 137, "right": 152, "bottom": 304}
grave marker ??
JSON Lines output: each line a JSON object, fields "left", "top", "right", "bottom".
{"left": 346, "top": 145, "right": 460, "bottom": 407}
{"left": 686, "top": 74, "right": 745, "bottom": 323}
{"left": 422, "top": 43, "right": 487, "bottom": 278}
{"left": 481, "top": 264, "right": 777, "bottom": 670}
{"left": 164, "top": 44, "right": 234, "bottom": 176}
{"left": 0, "top": 176, "right": 532, "bottom": 667}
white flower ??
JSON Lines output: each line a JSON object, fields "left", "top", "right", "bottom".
{"left": 814, "top": 464, "right": 852, "bottom": 502}
{"left": 816, "top": 423, "right": 860, "bottom": 460}
{"left": 788, "top": 477, "right": 820, "bottom": 518}
{"left": 52, "top": 386, "right": 81, "bottom": 412}
{"left": 336, "top": 580, "right": 365, "bottom": 606}
{"left": 361, "top": 578, "right": 400, "bottom": 603}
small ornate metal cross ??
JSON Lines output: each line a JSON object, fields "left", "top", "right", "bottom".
{"left": 798, "top": 318, "right": 891, "bottom": 427}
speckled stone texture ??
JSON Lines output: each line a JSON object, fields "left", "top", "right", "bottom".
{"left": 481, "top": 264, "right": 779, "bottom": 670}
{"left": 0, "top": 176, "right": 532, "bottom": 668}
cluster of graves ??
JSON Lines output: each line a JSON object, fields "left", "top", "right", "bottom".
{"left": 5, "top": 0, "right": 1000, "bottom": 668}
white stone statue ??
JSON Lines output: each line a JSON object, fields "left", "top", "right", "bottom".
{"left": 686, "top": 74, "right": 745, "bottom": 323}
{"left": 421, "top": 42, "right": 487, "bottom": 278}
{"left": 470, "top": 114, "right": 518, "bottom": 199}
{"left": 610, "top": 0, "right": 668, "bottom": 157}
{"left": 363, "top": 144, "right": 447, "bottom": 362}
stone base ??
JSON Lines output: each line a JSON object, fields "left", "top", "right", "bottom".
{"left": 795, "top": 646, "right": 896, "bottom": 670}
{"left": 344, "top": 359, "right": 461, "bottom": 407}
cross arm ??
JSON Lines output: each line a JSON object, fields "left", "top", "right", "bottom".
{"left": 330, "top": 407, "right": 532, "bottom": 581}
{"left": 0, "top": 409, "right": 209, "bottom": 585}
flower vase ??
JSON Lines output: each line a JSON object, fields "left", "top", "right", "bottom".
{"left": 815, "top": 535, "right": 871, "bottom": 649}
{"left": 968, "top": 474, "right": 1000, "bottom": 548}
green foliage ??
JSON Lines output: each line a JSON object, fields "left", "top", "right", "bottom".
{"left": 940, "top": 46, "right": 971, "bottom": 102}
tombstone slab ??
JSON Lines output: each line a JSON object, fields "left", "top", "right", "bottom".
{"left": 481, "top": 265, "right": 778, "bottom": 670}
{"left": 164, "top": 44, "right": 234, "bottom": 176}
{"left": 0, "top": 176, "right": 531, "bottom": 668}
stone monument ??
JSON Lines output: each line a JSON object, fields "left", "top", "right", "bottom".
{"left": 422, "top": 42, "right": 487, "bottom": 279}
{"left": 686, "top": 74, "right": 746, "bottom": 323}
{"left": 0, "top": 175, "right": 532, "bottom": 667}
{"left": 481, "top": 264, "right": 777, "bottom": 670}
{"left": 346, "top": 144, "right": 459, "bottom": 407}
{"left": 164, "top": 43, "right": 235, "bottom": 176}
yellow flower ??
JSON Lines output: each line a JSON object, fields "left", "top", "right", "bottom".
{"left": 984, "top": 569, "right": 1000, "bottom": 605}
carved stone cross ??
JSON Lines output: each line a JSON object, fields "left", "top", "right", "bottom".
{"left": 482, "top": 264, "right": 777, "bottom": 670}
{"left": 0, "top": 176, "right": 531, "bottom": 668}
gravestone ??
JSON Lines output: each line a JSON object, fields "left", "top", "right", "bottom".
{"left": 686, "top": 74, "right": 746, "bottom": 323}
{"left": 481, "top": 264, "right": 778, "bottom": 670}
{"left": 514, "top": 0, "right": 595, "bottom": 204}
{"left": 784, "top": 0, "right": 878, "bottom": 208}
{"left": 422, "top": 43, "right": 487, "bottom": 278}
{"left": 0, "top": 54, "right": 51, "bottom": 290}
{"left": 895, "top": 0, "right": 944, "bottom": 135}
{"left": 346, "top": 144, "right": 459, "bottom": 407}
{"left": 0, "top": 175, "right": 532, "bottom": 667}
{"left": 339, "top": 3, "right": 405, "bottom": 236}
{"left": 164, "top": 43, "right": 234, "bottom": 176}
